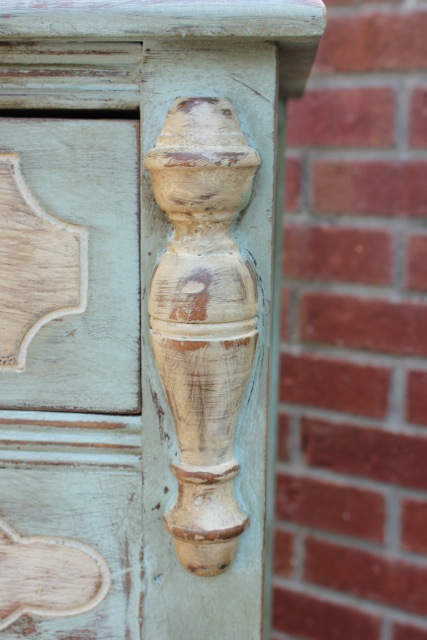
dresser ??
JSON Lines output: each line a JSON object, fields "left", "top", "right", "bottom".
{"left": 0, "top": 3, "right": 325, "bottom": 638}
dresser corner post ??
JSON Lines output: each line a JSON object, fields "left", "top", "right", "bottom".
{"left": 145, "top": 96, "right": 260, "bottom": 577}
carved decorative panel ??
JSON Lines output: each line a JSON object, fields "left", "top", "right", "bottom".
{"left": 0, "top": 153, "right": 87, "bottom": 371}
{"left": 0, "top": 518, "right": 110, "bottom": 631}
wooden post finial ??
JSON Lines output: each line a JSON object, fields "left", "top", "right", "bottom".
{"left": 145, "top": 97, "right": 260, "bottom": 576}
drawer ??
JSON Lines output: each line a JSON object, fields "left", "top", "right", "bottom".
{"left": 0, "top": 465, "right": 142, "bottom": 639}
{"left": 0, "top": 119, "right": 140, "bottom": 413}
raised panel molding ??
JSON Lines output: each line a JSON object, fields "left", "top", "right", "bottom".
{"left": 0, "top": 153, "right": 87, "bottom": 371}
{"left": 0, "top": 517, "right": 110, "bottom": 631}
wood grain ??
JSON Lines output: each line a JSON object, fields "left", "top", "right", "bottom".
{"left": 0, "top": 418, "right": 141, "bottom": 468}
{"left": 0, "top": 154, "right": 87, "bottom": 371}
{"left": 0, "top": 121, "right": 140, "bottom": 413}
{"left": 0, "top": 468, "right": 142, "bottom": 639}
{"left": 0, "top": 42, "right": 141, "bottom": 110}
{"left": 0, "top": 518, "right": 110, "bottom": 632}
{"left": 139, "top": 40, "right": 277, "bottom": 638}
{"left": 146, "top": 97, "right": 260, "bottom": 576}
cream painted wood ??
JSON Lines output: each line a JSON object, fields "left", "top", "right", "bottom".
{"left": 0, "top": 517, "right": 110, "bottom": 631}
{"left": 0, "top": 154, "right": 87, "bottom": 371}
{"left": 146, "top": 97, "right": 260, "bottom": 576}
{"left": 0, "top": 120, "right": 140, "bottom": 413}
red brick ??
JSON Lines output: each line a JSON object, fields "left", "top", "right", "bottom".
{"left": 406, "top": 235, "right": 427, "bottom": 291}
{"left": 402, "top": 499, "right": 427, "bottom": 555}
{"left": 410, "top": 88, "right": 427, "bottom": 148}
{"left": 305, "top": 537, "right": 427, "bottom": 615}
{"left": 301, "top": 293, "right": 427, "bottom": 357}
{"left": 285, "top": 156, "right": 301, "bottom": 212}
{"left": 302, "top": 418, "right": 427, "bottom": 490}
{"left": 280, "top": 287, "right": 291, "bottom": 341}
{"left": 286, "top": 88, "right": 394, "bottom": 147}
{"left": 276, "top": 473, "right": 385, "bottom": 541}
{"left": 407, "top": 370, "right": 427, "bottom": 426}
{"left": 315, "top": 13, "right": 427, "bottom": 73}
{"left": 326, "top": 0, "right": 399, "bottom": 5}
{"left": 283, "top": 225, "right": 393, "bottom": 285}
{"left": 273, "top": 529, "right": 294, "bottom": 576}
{"left": 394, "top": 623, "right": 427, "bottom": 640}
{"left": 277, "top": 413, "right": 290, "bottom": 462}
{"left": 313, "top": 160, "right": 427, "bottom": 217}
{"left": 280, "top": 353, "right": 390, "bottom": 418}
{"left": 273, "top": 586, "right": 381, "bottom": 640}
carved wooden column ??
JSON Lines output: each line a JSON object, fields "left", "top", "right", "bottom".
{"left": 145, "top": 97, "right": 260, "bottom": 576}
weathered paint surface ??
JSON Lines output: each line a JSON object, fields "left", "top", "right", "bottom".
{"left": 140, "top": 40, "right": 277, "bottom": 639}
{"left": 0, "top": 10, "right": 323, "bottom": 635}
{"left": 0, "top": 154, "right": 86, "bottom": 371}
{"left": 0, "top": 120, "right": 140, "bottom": 413}
{"left": 0, "top": 466, "right": 142, "bottom": 639}
{"left": 0, "top": 517, "right": 110, "bottom": 631}
{"left": 145, "top": 97, "right": 260, "bottom": 576}
{"left": 0, "top": 1, "right": 325, "bottom": 98}
{"left": 0, "top": 42, "right": 141, "bottom": 110}
{"left": 0, "top": 411, "right": 142, "bottom": 468}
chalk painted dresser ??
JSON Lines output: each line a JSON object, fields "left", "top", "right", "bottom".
{"left": 0, "top": 3, "right": 325, "bottom": 639}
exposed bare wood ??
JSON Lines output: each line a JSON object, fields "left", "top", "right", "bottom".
{"left": 0, "top": 120, "right": 140, "bottom": 413}
{"left": 0, "top": 468, "right": 143, "bottom": 638}
{"left": 0, "top": 1, "right": 326, "bottom": 97}
{"left": 0, "top": 42, "right": 141, "bottom": 110}
{"left": 0, "top": 153, "right": 87, "bottom": 371}
{"left": 0, "top": 423, "right": 141, "bottom": 469}
{"left": 0, "top": 517, "right": 110, "bottom": 631}
{"left": 146, "top": 97, "right": 260, "bottom": 576}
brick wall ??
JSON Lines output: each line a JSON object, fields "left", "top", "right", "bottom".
{"left": 272, "top": 1, "right": 427, "bottom": 639}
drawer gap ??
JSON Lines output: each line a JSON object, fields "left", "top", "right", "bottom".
{"left": 0, "top": 108, "right": 139, "bottom": 120}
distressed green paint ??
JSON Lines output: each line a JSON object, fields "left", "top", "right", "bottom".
{"left": 139, "top": 40, "right": 277, "bottom": 639}
{"left": 0, "top": 120, "right": 140, "bottom": 413}
{"left": 0, "top": 1, "right": 325, "bottom": 42}
{"left": 0, "top": 1, "right": 325, "bottom": 98}
{"left": 263, "top": 99, "right": 287, "bottom": 640}
{"left": 0, "top": 467, "right": 142, "bottom": 639}
{"left": 0, "top": 42, "right": 142, "bottom": 110}
{"left": 0, "top": 1, "right": 326, "bottom": 635}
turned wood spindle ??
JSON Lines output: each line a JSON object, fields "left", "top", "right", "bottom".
{"left": 145, "top": 97, "right": 260, "bottom": 577}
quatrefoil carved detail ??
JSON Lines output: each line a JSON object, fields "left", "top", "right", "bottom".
{"left": 0, "top": 154, "right": 87, "bottom": 371}
{"left": 0, "top": 517, "right": 110, "bottom": 631}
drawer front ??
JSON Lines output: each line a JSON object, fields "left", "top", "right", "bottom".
{"left": 0, "top": 119, "right": 140, "bottom": 414}
{"left": 0, "top": 464, "right": 142, "bottom": 639}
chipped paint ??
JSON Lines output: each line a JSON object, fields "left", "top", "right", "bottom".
{"left": 146, "top": 97, "right": 259, "bottom": 576}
